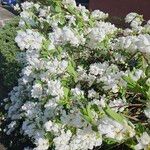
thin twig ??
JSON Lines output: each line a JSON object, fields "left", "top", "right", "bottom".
{"left": 123, "top": 114, "right": 139, "bottom": 121}
{"left": 110, "top": 103, "right": 143, "bottom": 109}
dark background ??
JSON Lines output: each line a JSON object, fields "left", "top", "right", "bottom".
{"left": 76, "top": 0, "right": 89, "bottom": 7}
{"left": 89, "top": 0, "right": 150, "bottom": 20}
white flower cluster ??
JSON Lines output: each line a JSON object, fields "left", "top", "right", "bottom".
{"left": 87, "top": 22, "right": 117, "bottom": 49}
{"left": 135, "top": 132, "right": 150, "bottom": 150}
{"left": 114, "top": 34, "right": 150, "bottom": 54}
{"left": 50, "top": 26, "right": 85, "bottom": 47}
{"left": 4, "top": 1, "right": 150, "bottom": 150}
{"left": 15, "top": 29, "right": 45, "bottom": 50}
{"left": 53, "top": 126, "right": 102, "bottom": 150}
{"left": 77, "top": 62, "right": 126, "bottom": 93}
{"left": 125, "top": 12, "right": 143, "bottom": 29}
{"left": 98, "top": 117, "right": 135, "bottom": 141}
{"left": 91, "top": 10, "right": 108, "bottom": 20}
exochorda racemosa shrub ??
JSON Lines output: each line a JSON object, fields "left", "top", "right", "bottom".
{"left": 3, "top": 1, "right": 150, "bottom": 150}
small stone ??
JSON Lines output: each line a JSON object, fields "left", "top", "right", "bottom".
{"left": 0, "top": 6, "right": 14, "bottom": 27}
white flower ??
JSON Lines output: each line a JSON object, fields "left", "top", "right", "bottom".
{"left": 34, "top": 4, "right": 40, "bottom": 10}
{"left": 7, "top": 121, "right": 17, "bottom": 135}
{"left": 136, "top": 34, "right": 150, "bottom": 54}
{"left": 71, "top": 87, "right": 84, "bottom": 97}
{"left": 48, "top": 43, "right": 55, "bottom": 50}
{"left": 99, "top": 96, "right": 106, "bottom": 108}
{"left": 130, "top": 69, "right": 144, "bottom": 81}
{"left": 125, "top": 13, "right": 143, "bottom": 29}
{"left": 62, "top": 27, "right": 80, "bottom": 46}
{"left": 62, "top": 0, "right": 76, "bottom": 7}
{"left": 98, "top": 117, "right": 135, "bottom": 141}
{"left": 144, "top": 107, "right": 150, "bottom": 119}
{"left": 44, "top": 121, "right": 60, "bottom": 134}
{"left": 89, "top": 96, "right": 106, "bottom": 108}
{"left": 53, "top": 130, "right": 72, "bottom": 150}
{"left": 39, "top": 8, "right": 48, "bottom": 17}
{"left": 91, "top": 10, "right": 108, "bottom": 20}
{"left": 98, "top": 117, "right": 124, "bottom": 141}
{"left": 104, "top": 80, "right": 119, "bottom": 93}
{"left": 46, "top": 58, "right": 68, "bottom": 74}
{"left": 61, "top": 108, "right": 87, "bottom": 128}
{"left": 130, "top": 20, "right": 140, "bottom": 28}
{"left": 50, "top": 26, "right": 81, "bottom": 46}
{"left": 114, "top": 36, "right": 138, "bottom": 53}
{"left": 22, "top": 66, "right": 33, "bottom": 76}
{"left": 125, "top": 12, "right": 139, "bottom": 23}
{"left": 44, "top": 121, "right": 53, "bottom": 132}
{"left": 22, "top": 121, "right": 36, "bottom": 137}
{"left": 14, "top": 4, "right": 20, "bottom": 11}
{"left": 135, "top": 132, "right": 150, "bottom": 150}
{"left": 87, "top": 22, "right": 117, "bottom": 48}
{"left": 70, "top": 126, "right": 102, "bottom": 150}
{"left": 147, "top": 20, "right": 150, "bottom": 25}
{"left": 66, "top": 15, "right": 76, "bottom": 26}
{"left": 22, "top": 102, "right": 38, "bottom": 118}
{"left": 34, "top": 138, "right": 49, "bottom": 150}
{"left": 109, "top": 99, "right": 126, "bottom": 112}
{"left": 20, "top": 10, "right": 32, "bottom": 21}
{"left": 123, "top": 28, "right": 133, "bottom": 36}
{"left": 31, "top": 83, "right": 43, "bottom": 98}
{"left": 47, "top": 80, "right": 64, "bottom": 98}
{"left": 19, "top": 19, "right": 26, "bottom": 27}
{"left": 44, "top": 98, "right": 58, "bottom": 109}
{"left": 89, "top": 62, "right": 108, "bottom": 76}
{"left": 15, "top": 30, "right": 44, "bottom": 50}
{"left": 88, "top": 89, "right": 98, "bottom": 99}
{"left": 77, "top": 66, "right": 88, "bottom": 81}
{"left": 21, "top": 1, "right": 34, "bottom": 10}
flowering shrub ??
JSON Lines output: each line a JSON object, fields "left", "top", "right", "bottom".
{"left": 4, "top": 0, "right": 150, "bottom": 150}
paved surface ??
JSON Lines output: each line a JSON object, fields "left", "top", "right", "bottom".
{"left": 0, "top": 5, "right": 14, "bottom": 27}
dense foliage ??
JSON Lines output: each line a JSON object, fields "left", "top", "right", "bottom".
{"left": 0, "top": 18, "right": 21, "bottom": 99}
{"left": 3, "top": 1, "right": 150, "bottom": 150}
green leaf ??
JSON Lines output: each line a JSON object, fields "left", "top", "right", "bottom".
{"left": 125, "top": 138, "right": 137, "bottom": 150}
{"left": 123, "top": 75, "right": 136, "bottom": 89}
{"left": 104, "top": 137, "right": 117, "bottom": 146}
{"left": 146, "top": 88, "right": 150, "bottom": 100}
{"left": 87, "top": 105, "right": 94, "bottom": 122}
{"left": 80, "top": 105, "right": 97, "bottom": 126}
{"left": 123, "top": 75, "right": 147, "bottom": 96}
{"left": 135, "top": 123, "right": 147, "bottom": 135}
{"left": 103, "top": 106, "right": 125, "bottom": 123}
{"left": 55, "top": 5, "right": 61, "bottom": 13}
{"left": 145, "top": 65, "right": 150, "bottom": 77}
{"left": 141, "top": 55, "right": 148, "bottom": 70}
{"left": 67, "top": 61, "right": 77, "bottom": 81}
{"left": 63, "top": 87, "right": 69, "bottom": 98}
